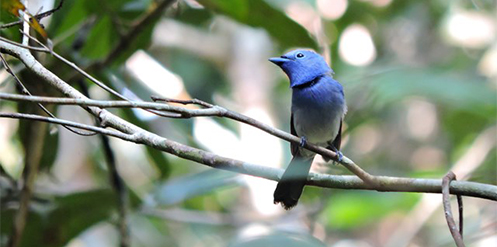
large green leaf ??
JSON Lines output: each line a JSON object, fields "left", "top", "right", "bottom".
{"left": 198, "top": 0, "right": 316, "bottom": 49}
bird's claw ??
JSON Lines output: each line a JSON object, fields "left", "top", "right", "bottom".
{"left": 336, "top": 151, "right": 343, "bottom": 162}
{"left": 299, "top": 136, "right": 307, "bottom": 147}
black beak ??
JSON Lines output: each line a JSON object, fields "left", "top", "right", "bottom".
{"left": 269, "top": 56, "right": 290, "bottom": 65}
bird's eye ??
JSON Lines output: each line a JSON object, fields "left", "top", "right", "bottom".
{"left": 296, "top": 53, "right": 305, "bottom": 59}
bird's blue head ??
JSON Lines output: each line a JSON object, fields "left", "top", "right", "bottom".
{"left": 269, "top": 49, "right": 333, "bottom": 88}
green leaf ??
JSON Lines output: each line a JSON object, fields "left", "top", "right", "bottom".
{"left": 50, "top": 0, "right": 89, "bottom": 40}
{"left": 80, "top": 16, "right": 116, "bottom": 59}
{"left": 198, "top": 0, "right": 316, "bottom": 49}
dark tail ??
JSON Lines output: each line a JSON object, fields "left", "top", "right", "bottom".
{"left": 273, "top": 156, "right": 313, "bottom": 210}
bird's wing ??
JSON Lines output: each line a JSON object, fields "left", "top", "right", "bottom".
{"left": 290, "top": 114, "right": 299, "bottom": 156}
{"left": 331, "top": 119, "right": 342, "bottom": 151}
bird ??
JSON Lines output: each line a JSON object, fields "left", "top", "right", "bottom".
{"left": 269, "top": 49, "right": 347, "bottom": 210}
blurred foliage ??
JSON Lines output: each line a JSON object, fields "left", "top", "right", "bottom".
{"left": 1, "top": 190, "right": 117, "bottom": 247}
{"left": 154, "top": 169, "right": 238, "bottom": 207}
{"left": 0, "top": 0, "right": 496, "bottom": 247}
{"left": 228, "top": 230, "right": 326, "bottom": 247}
{"left": 197, "top": 0, "right": 316, "bottom": 49}
{"left": 322, "top": 192, "right": 420, "bottom": 230}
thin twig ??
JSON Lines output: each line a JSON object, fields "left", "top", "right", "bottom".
{"left": 442, "top": 171, "right": 465, "bottom": 247}
{"left": 21, "top": 3, "right": 30, "bottom": 47}
{"left": 0, "top": 112, "right": 134, "bottom": 141}
{"left": 0, "top": 0, "right": 64, "bottom": 29}
{"left": 457, "top": 192, "right": 464, "bottom": 237}
{"left": 151, "top": 95, "right": 214, "bottom": 108}
{"left": 0, "top": 54, "right": 96, "bottom": 136}
{"left": 0, "top": 36, "right": 47, "bottom": 52}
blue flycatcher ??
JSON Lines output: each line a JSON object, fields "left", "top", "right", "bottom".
{"left": 269, "top": 49, "right": 346, "bottom": 209}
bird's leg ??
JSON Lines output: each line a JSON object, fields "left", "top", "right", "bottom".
{"left": 299, "top": 136, "right": 307, "bottom": 147}
{"left": 330, "top": 146, "right": 343, "bottom": 163}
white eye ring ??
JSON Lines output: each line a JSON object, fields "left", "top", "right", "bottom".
{"left": 296, "top": 52, "right": 305, "bottom": 59}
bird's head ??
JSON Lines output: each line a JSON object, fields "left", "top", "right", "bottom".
{"left": 269, "top": 49, "right": 333, "bottom": 88}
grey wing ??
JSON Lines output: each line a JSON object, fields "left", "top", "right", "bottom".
{"left": 323, "top": 119, "right": 342, "bottom": 162}
{"left": 330, "top": 119, "right": 342, "bottom": 151}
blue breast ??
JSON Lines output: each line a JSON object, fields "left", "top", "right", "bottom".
{"left": 291, "top": 76, "right": 345, "bottom": 145}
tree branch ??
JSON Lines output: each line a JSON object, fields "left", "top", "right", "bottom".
{"left": 0, "top": 92, "right": 378, "bottom": 186}
{"left": 443, "top": 172, "right": 465, "bottom": 247}
{"left": 0, "top": 112, "right": 496, "bottom": 201}
{"left": 0, "top": 53, "right": 96, "bottom": 136}
{"left": 0, "top": 112, "right": 134, "bottom": 140}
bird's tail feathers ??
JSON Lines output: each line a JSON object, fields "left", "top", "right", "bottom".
{"left": 273, "top": 156, "right": 313, "bottom": 210}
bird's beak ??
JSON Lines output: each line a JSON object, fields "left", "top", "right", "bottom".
{"left": 269, "top": 56, "right": 290, "bottom": 66}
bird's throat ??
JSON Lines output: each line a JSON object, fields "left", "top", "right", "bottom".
{"left": 291, "top": 74, "right": 325, "bottom": 89}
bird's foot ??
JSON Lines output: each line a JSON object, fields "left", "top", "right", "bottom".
{"left": 299, "top": 136, "right": 307, "bottom": 147}
{"left": 329, "top": 146, "right": 343, "bottom": 165}
{"left": 336, "top": 151, "right": 343, "bottom": 162}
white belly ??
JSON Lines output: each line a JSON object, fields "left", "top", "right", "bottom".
{"left": 293, "top": 106, "right": 342, "bottom": 146}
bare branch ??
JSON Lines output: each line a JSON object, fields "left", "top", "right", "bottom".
{"left": 0, "top": 54, "right": 96, "bottom": 136}
{"left": 1, "top": 112, "right": 496, "bottom": 201}
{"left": 0, "top": 92, "right": 378, "bottom": 185}
{"left": 443, "top": 172, "right": 465, "bottom": 247}
{"left": 0, "top": 112, "right": 134, "bottom": 141}
{"left": 151, "top": 95, "right": 214, "bottom": 108}
{"left": 0, "top": 36, "right": 47, "bottom": 52}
